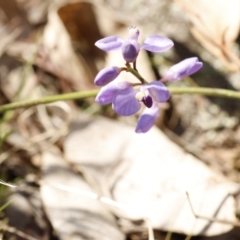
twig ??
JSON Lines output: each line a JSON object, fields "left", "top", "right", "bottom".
{"left": 0, "top": 180, "right": 16, "bottom": 189}
{"left": 145, "top": 218, "right": 155, "bottom": 240}
{"left": 38, "top": 180, "right": 136, "bottom": 214}
{"left": 0, "top": 179, "right": 138, "bottom": 217}
{"left": 186, "top": 192, "right": 240, "bottom": 227}
{"left": 164, "top": 231, "right": 173, "bottom": 240}
{"left": 0, "top": 224, "right": 38, "bottom": 240}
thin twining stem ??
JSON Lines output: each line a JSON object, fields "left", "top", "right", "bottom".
{"left": 186, "top": 192, "right": 240, "bottom": 227}
{"left": 0, "top": 90, "right": 99, "bottom": 113}
{"left": 1, "top": 87, "right": 240, "bottom": 113}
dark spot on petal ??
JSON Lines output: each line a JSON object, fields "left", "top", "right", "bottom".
{"left": 142, "top": 96, "right": 153, "bottom": 108}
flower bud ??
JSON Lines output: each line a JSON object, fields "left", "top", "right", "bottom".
{"left": 121, "top": 41, "right": 140, "bottom": 63}
{"left": 128, "top": 26, "right": 140, "bottom": 40}
{"left": 94, "top": 66, "right": 121, "bottom": 86}
{"left": 163, "top": 57, "right": 203, "bottom": 82}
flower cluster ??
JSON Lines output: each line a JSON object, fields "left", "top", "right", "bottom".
{"left": 94, "top": 26, "right": 203, "bottom": 133}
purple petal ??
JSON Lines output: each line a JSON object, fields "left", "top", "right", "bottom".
{"left": 113, "top": 86, "right": 141, "bottom": 116}
{"left": 121, "top": 40, "right": 140, "bottom": 63}
{"left": 141, "top": 35, "right": 174, "bottom": 52}
{"left": 188, "top": 61, "right": 203, "bottom": 75}
{"left": 135, "top": 103, "right": 159, "bottom": 133}
{"left": 163, "top": 57, "right": 203, "bottom": 82}
{"left": 95, "top": 36, "right": 124, "bottom": 51}
{"left": 143, "top": 82, "right": 170, "bottom": 102}
{"left": 95, "top": 81, "right": 130, "bottom": 105}
{"left": 94, "top": 66, "right": 121, "bottom": 86}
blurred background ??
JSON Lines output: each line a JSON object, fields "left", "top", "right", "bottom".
{"left": 1, "top": 0, "right": 240, "bottom": 239}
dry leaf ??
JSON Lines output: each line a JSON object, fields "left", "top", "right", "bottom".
{"left": 176, "top": 0, "right": 240, "bottom": 71}
{"left": 64, "top": 114, "right": 240, "bottom": 236}
{"left": 38, "top": 7, "right": 95, "bottom": 90}
{"left": 57, "top": 2, "right": 104, "bottom": 61}
{"left": 40, "top": 147, "right": 125, "bottom": 240}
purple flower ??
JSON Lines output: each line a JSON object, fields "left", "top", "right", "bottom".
{"left": 94, "top": 66, "right": 121, "bottom": 86}
{"left": 95, "top": 26, "right": 174, "bottom": 63}
{"left": 95, "top": 81, "right": 170, "bottom": 116}
{"left": 95, "top": 81, "right": 130, "bottom": 105}
{"left": 163, "top": 57, "right": 203, "bottom": 82}
{"left": 94, "top": 28, "right": 203, "bottom": 133}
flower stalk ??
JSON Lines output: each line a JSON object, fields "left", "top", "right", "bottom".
{"left": 126, "top": 65, "right": 147, "bottom": 84}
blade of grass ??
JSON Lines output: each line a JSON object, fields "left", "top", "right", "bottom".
{"left": 0, "top": 200, "right": 12, "bottom": 212}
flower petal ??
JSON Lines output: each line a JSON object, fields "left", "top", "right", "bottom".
{"left": 95, "top": 36, "right": 124, "bottom": 51}
{"left": 113, "top": 86, "right": 141, "bottom": 116}
{"left": 94, "top": 66, "right": 121, "bottom": 86}
{"left": 187, "top": 60, "right": 203, "bottom": 75}
{"left": 163, "top": 57, "right": 203, "bottom": 82}
{"left": 135, "top": 103, "right": 159, "bottom": 133}
{"left": 141, "top": 35, "right": 174, "bottom": 52}
{"left": 121, "top": 40, "right": 140, "bottom": 62}
{"left": 142, "top": 81, "right": 170, "bottom": 102}
{"left": 95, "top": 81, "right": 130, "bottom": 105}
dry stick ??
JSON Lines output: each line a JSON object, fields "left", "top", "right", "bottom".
{"left": 0, "top": 179, "right": 16, "bottom": 188}
{"left": 186, "top": 192, "right": 240, "bottom": 227}
{"left": 145, "top": 218, "right": 155, "bottom": 240}
{"left": 165, "top": 232, "right": 173, "bottom": 240}
{"left": 0, "top": 224, "right": 38, "bottom": 240}
{"left": 1, "top": 87, "right": 240, "bottom": 113}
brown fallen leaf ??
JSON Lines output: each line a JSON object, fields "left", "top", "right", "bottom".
{"left": 39, "top": 8, "right": 94, "bottom": 90}
{"left": 176, "top": 0, "right": 240, "bottom": 71}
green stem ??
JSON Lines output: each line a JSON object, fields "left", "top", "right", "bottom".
{"left": 0, "top": 90, "right": 99, "bottom": 113}
{"left": 127, "top": 66, "right": 147, "bottom": 84}
{"left": 0, "top": 200, "right": 12, "bottom": 212}
{"left": 0, "top": 87, "right": 240, "bottom": 113}
{"left": 168, "top": 87, "right": 240, "bottom": 99}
